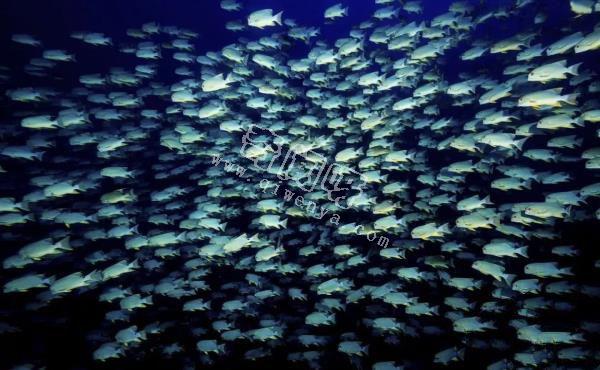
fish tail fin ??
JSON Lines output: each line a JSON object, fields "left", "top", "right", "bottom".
{"left": 516, "top": 137, "right": 528, "bottom": 151}
{"left": 457, "top": 348, "right": 466, "bottom": 361}
{"left": 281, "top": 218, "right": 288, "bottom": 228}
{"left": 438, "top": 271, "right": 450, "bottom": 281}
{"left": 572, "top": 332, "right": 585, "bottom": 342}
{"left": 569, "top": 62, "right": 583, "bottom": 76}
{"left": 518, "top": 246, "right": 528, "bottom": 258}
{"left": 504, "top": 273, "right": 517, "bottom": 286}
{"left": 565, "top": 93, "right": 579, "bottom": 105}
{"left": 493, "top": 214, "right": 503, "bottom": 227}
{"left": 476, "top": 162, "right": 491, "bottom": 174}
{"left": 87, "top": 269, "right": 103, "bottom": 282}
{"left": 562, "top": 267, "right": 575, "bottom": 276}
{"left": 56, "top": 236, "right": 72, "bottom": 250}
{"left": 274, "top": 11, "right": 283, "bottom": 26}
{"left": 45, "top": 275, "right": 56, "bottom": 285}
{"left": 362, "top": 344, "right": 369, "bottom": 355}
{"left": 176, "top": 231, "right": 187, "bottom": 241}
{"left": 249, "top": 233, "right": 260, "bottom": 243}
{"left": 440, "top": 223, "right": 451, "bottom": 234}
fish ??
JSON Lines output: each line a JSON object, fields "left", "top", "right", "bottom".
{"left": 528, "top": 60, "right": 582, "bottom": 83}
{"left": 518, "top": 88, "right": 579, "bottom": 108}
{"left": 247, "top": 9, "right": 283, "bottom": 29}
{"left": 324, "top": 3, "right": 349, "bottom": 20}
{"left": 575, "top": 29, "right": 600, "bottom": 53}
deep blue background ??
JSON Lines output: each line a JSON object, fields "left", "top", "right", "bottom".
{"left": 0, "top": 0, "right": 466, "bottom": 70}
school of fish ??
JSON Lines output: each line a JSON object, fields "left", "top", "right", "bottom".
{"left": 2, "top": 0, "right": 600, "bottom": 369}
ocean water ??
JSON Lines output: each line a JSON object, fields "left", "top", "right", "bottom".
{"left": 1, "top": 1, "right": 600, "bottom": 369}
